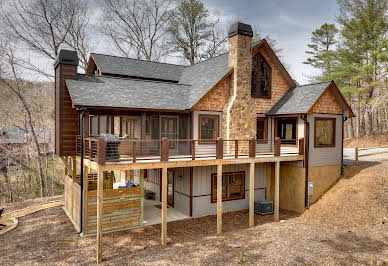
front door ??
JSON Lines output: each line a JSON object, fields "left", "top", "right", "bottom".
{"left": 160, "top": 116, "right": 178, "bottom": 154}
{"left": 160, "top": 170, "right": 174, "bottom": 207}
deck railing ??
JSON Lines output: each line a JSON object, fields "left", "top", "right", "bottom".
{"left": 77, "top": 136, "right": 304, "bottom": 164}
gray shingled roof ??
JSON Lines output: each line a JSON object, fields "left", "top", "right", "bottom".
{"left": 91, "top": 53, "right": 186, "bottom": 82}
{"left": 267, "top": 81, "right": 332, "bottom": 115}
{"left": 66, "top": 75, "right": 192, "bottom": 110}
{"left": 66, "top": 41, "right": 266, "bottom": 110}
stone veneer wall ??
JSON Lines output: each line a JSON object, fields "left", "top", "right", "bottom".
{"left": 222, "top": 34, "right": 256, "bottom": 140}
{"left": 310, "top": 86, "right": 343, "bottom": 114}
{"left": 252, "top": 47, "right": 290, "bottom": 114}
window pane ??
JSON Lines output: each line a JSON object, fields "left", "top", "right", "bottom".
{"left": 100, "top": 116, "right": 107, "bottom": 133}
{"left": 277, "top": 118, "right": 297, "bottom": 145}
{"left": 200, "top": 116, "right": 218, "bottom": 141}
{"left": 90, "top": 115, "right": 98, "bottom": 136}
{"left": 212, "top": 175, "right": 228, "bottom": 201}
{"left": 251, "top": 53, "right": 272, "bottom": 98}
{"left": 316, "top": 119, "right": 335, "bottom": 146}
{"left": 229, "top": 174, "right": 243, "bottom": 198}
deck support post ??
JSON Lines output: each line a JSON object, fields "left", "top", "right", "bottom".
{"left": 217, "top": 163, "right": 222, "bottom": 234}
{"left": 274, "top": 161, "right": 280, "bottom": 222}
{"left": 249, "top": 161, "right": 255, "bottom": 227}
{"left": 96, "top": 167, "right": 103, "bottom": 264}
{"left": 83, "top": 165, "right": 89, "bottom": 235}
{"left": 140, "top": 170, "right": 144, "bottom": 226}
{"left": 161, "top": 165, "right": 168, "bottom": 245}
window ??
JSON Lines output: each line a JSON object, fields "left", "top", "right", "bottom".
{"left": 199, "top": 115, "right": 219, "bottom": 144}
{"left": 89, "top": 115, "right": 98, "bottom": 136}
{"left": 121, "top": 118, "right": 137, "bottom": 138}
{"left": 256, "top": 117, "right": 268, "bottom": 140}
{"left": 315, "top": 117, "right": 336, "bottom": 147}
{"left": 126, "top": 120, "right": 136, "bottom": 138}
{"left": 251, "top": 53, "right": 272, "bottom": 98}
{"left": 211, "top": 172, "right": 245, "bottom": 203}
{"left": 275, "top": 117, "right": 297, "bottom": 145}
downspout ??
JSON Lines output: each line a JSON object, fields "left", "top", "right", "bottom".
{"left": 302, "top": 114, "right": 310, "bottom": 208}
{"left": 78, "top": 108, "right": 86, "bottom": 234}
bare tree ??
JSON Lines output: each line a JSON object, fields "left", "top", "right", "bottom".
{"left": 0, "top": 40, "right": 46, "bottom": 197}
{"left": 0, "top": 0, "right": 91, "bottom": 76}
{"left": 99, "top": 0, "right": 174, "bottom": 61}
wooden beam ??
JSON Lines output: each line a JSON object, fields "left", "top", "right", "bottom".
{"left": 249, "top": 161, "right": 255, "bottom": 227}
{"left": 83, "top": 166, "right": 89, "bottom": 235}
{"left": 274, "top": 161, "right": 280, "bottom": 222}
{"left": 96, "top": 167, "right": 103, "bottom": 263}
{"left": 98, "top": 155, "right": 305, "bottom": 172}
{"left": 217, "top": 163, "right": 222, "bottom": 234}
{"left": 161, "top": 166, "right": 168, "bottom": 245}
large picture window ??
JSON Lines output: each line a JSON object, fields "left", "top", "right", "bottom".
{"left": 211, "top": 172, "right": 245, "bottom": 203}
{"left": 275, "top": 117, "right": 297, "bottom": 145}
{"left": 199, "top": 115, "right": 219, "bottom": 144}
{"left": 315, "top": 117, "right": 336, "bottom": 147}
{"left": 251, "top": 53, "right": 272, "bottom": 98}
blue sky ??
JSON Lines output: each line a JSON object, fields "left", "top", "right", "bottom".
{"left": 203, "top": 0, "right": 340, "bottom": 84}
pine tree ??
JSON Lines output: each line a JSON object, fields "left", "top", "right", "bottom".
{"left": 335, "top": 0, "right": 388, "bottom": 136}
{"left": 167, "top": 0, "right": 226, "bottom": 65}
{"left": 303, "top": 23, "right": 339, "bottom": 81}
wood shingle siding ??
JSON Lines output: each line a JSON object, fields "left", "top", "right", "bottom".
{"left": 310, "top": 86, "right": 343, "bottom": 114}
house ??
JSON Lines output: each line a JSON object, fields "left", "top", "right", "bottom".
{"left": 54, "top": 22, "right": 354, "bottom": 262}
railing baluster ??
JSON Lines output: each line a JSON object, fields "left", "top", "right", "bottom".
{"left": 274, "top": 137, "right": 281, "bottom": 156}
{"left": 97, "top": 138, "right": 106, "bottom": 165}
{"left": 235, "top": 140, "right": 238, "bottom": 158}
{"left": 191, "top": 140, "right": 196, "bottom": 160}
{"left": 299, "top": 138, "right": 304, "bottom": 155}
{"left": 133, "top": 141, "right": 137, "bottom": 163}
{"left": 216, "top": 137, "right": 223, "bottom": 159}
{"left": 249, "top": 138, "right": 256, "bottom": 158}
{"left": 161, "top": 137, "right": 169, "bottom": 162}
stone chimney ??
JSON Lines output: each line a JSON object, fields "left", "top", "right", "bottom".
{"left": 222, "top": 22, "right": 256, "bottom": 142}
{"left": 54, "top": 49, "right": 79, "bottom": 156}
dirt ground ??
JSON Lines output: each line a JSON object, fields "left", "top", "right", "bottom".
{"left": 0, "top": 161, "right": 387, "bottom": 265}
{"left": 344, "top": 133, "right": 388, "bottom": 148}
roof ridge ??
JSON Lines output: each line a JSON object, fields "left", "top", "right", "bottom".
{"left": 91, "top": 53, "right": 188, "bottom": 68}
{"left": 296, "top": 80, "right": 332, "bottom": 87}
{"left": 91, "top": 39, "right": 264, "bottom": 69}
{"left": 76, "top": 73, "right": 192, "bottom": 86}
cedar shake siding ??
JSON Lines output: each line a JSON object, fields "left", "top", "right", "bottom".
{"left": 310, "top": 86, "right": 343, "bottom": 114}
{"left": 192, "top": 74, "right": 231, "bottom": 111}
